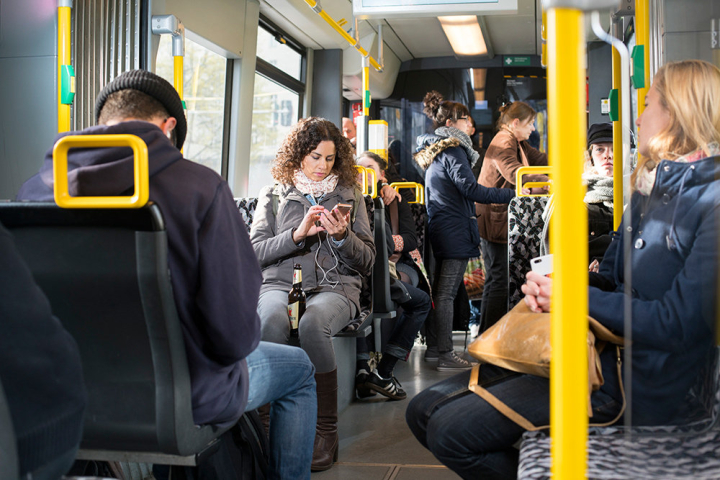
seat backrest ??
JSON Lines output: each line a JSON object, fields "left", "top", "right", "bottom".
{"left": 0, "top": 203, "right": 221, "bottom": 456}
{"left": 372, "top": 197, "right": 395, "bottom": 316}
{"left": 507, "top": 196, "right": 548, "bottom": 309}
{"left": 0, "top": 376, "right": 18, "bottom": 480}
{"left": 235, "top": 197, "right": 258, "bottom": 234}
{"left": 409, "top": 203, "right": 427, "bottom": 258}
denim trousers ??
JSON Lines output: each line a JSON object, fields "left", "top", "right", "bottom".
{"left": 479, "top": 238, "right": 509, "bottom": 332}
{"left": 357, "top": 281, "right": 431, "bottom": 361}
{"left": 257, "top": 290, "right": 355, "bottom": 373}
{"left": 245, "top": 341, "right": 317, "bottom": 480}
{"left": 406, "top": 366, "right": 622, "bottom": 480}
{"left": 425, "top": 258, "right": 468, "bottom": 353}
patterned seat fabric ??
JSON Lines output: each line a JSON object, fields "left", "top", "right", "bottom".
{"left": 518, "top": 348, "right": 720, "bottom": 480}
{"left": 507, "top": 197, "right": 548, "bottom": 309}
{"left": 235, "top": 197, "right": 258, "bottom": 234}
{"left": 409, "top": 203, "right": 427, "bottom": 257}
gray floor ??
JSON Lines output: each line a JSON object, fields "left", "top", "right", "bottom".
{"left": 313, "top": 334, "right": 475, "bottom": 480}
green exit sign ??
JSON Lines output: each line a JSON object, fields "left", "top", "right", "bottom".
{"left": 504, "top": 56, "right": 532, "bottom": 66}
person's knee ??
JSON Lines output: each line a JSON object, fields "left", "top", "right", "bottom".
{"left": 297, "top": 314, "right": 332, "bottom": 341}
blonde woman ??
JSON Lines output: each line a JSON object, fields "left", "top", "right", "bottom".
{"left": 407, "top": 59, "right": 720, "bottom": 480}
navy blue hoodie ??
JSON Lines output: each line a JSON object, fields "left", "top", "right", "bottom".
{"left": 0, "top": 222, "right": 86, "bottom": 474}
{"left": 17, "top": 121, "right": 262, "bottom": 427}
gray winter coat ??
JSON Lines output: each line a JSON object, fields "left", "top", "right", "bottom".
{"left": 250, "top": 183, "right": 375, "bottom": 315}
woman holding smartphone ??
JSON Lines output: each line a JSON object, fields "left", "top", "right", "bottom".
{"left": 251, "top": 117, "right": 375, "bottom": 472}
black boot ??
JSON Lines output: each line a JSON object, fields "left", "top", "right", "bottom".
{"left": 256, "top": 403, "right": 270, "bottom": 438}
{"left": 311, "top": 369, "right": 338, "bottom": 471}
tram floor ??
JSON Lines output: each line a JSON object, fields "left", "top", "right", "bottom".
{"left": 312, "top": 333, "right": 474, "bottom": 480}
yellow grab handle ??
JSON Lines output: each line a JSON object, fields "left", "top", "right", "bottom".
{"left": 390, "top": 182, "right": 424, "bottom": 204}
{"left": 355, "top": 165, "right": 368, "bottom": 196}
{"left": 515, "top": 166, "right": 553, "bottom": 197}
{"left": 365, "top": 167, "right": 377, "bottom": 198}
{"left": 53, "top": 134, "right": 149, "bottom": 208}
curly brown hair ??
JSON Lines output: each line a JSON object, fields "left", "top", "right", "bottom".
{"left": 271, "top": 117, "right": 359, "bottom": 188}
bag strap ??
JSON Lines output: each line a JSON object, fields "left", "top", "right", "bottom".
{"left": 468, "top": 346, "right": 626, "bottom": 431}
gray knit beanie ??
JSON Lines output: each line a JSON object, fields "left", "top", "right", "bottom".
{"left": 95, "top": 69, "right": 187, "bottom": 149}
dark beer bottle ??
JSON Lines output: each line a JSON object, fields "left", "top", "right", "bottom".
{"left": 287, "top": 263, "right": 306, "bottom": 337}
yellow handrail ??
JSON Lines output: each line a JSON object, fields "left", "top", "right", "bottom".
{"left": 635, "top": 0, "right": 650, "bottom": 118}
{"left": 612, "top": 36, "right": 623, "bottom": 230}
{"left": 515, "top": 166, "right": 553, "bottom": 197}
{"left": 547, "top": 7, "right": 588, "bottom": 479}
{"left": 355, "top": 165, "right": 377, "bottom": 198}
{"left": 57, "top": 2, "right": 73, "bottom": 133}
{"left": 355, "top": 165, "right": 367, "bottom": 195}
{"left": 390, "top": 182, "right": 424, "bottom": 204}
{"left": 53, "top": 135, "right": 149, "bottom": 208}
{"left": 303, "top": 0, "right": 383, "bottom": 72}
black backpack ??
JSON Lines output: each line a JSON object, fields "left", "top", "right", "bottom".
{"left": 168, "top": 411, "right": 269, "bottom": 480}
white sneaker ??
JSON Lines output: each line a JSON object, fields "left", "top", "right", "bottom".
{"left": 470, "top": 324, "right": 481, "bottom": 339}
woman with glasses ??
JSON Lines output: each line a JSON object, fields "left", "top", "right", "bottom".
{"left": 476, "top": 101, "right": 548, "bottom": 333}
{"left": 414, "top": 90, "right": 514, "bottom": 371}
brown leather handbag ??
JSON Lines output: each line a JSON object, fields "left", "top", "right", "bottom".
{"left": 467, "top": 301, "right": 625, "bottom": 430}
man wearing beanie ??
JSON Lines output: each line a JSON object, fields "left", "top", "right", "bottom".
{"left": 17, "top": 70, "right": 317, "bottom": 479}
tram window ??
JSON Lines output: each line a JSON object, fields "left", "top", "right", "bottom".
{"left": 257, "top": 24, "right": 303, "bottom": 82}
{"left": 156, "top": 35, "right": 228, "bottom": 176}
{"left": 249, "top": 74, "right": 300, "bottom": 191}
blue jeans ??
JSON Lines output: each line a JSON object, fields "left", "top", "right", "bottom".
{"left": 358, "top": 281, "right": 431, "bottom": 361}
{"left": 246, "top": 341, "right": 317, "bottom": 480}
{"left": 406, "top": 366, "right": 622, "bottom": 480}
{"left": 426, "top": 258, "right": 468, "bottom": 353}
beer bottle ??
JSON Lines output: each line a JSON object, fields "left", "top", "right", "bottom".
{"left": 287, "top": 263, "right": 306, "bottom": 337}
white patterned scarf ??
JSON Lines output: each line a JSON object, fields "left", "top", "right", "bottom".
{"left": 292, "top": 169, "right": 339, "bottom": 198}
{"left": 435, "top": 126, "right": 480, "bottom": 166}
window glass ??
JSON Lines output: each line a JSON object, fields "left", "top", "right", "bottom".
{"left": 257, "top": 25, "right": 302, "bottom": 81}
{"left": 248, "top": 73, "right": 300, "bottom": 193}
{"left": 156, "top": 35, "right": 227, "bottom": 175}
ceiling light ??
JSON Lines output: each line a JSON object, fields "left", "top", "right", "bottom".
{"left": 438, "top": 15, "right": 488, "bottom": 56}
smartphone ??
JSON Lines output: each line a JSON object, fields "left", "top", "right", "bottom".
{"left": 333, "top": 203, "right": 352, "bottom": 218}
{"left": 530, "top": 254, "right": 553, "bottom": 277}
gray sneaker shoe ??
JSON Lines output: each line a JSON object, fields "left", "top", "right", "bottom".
{"left": 437, "top": 351, "right": 477, "bottom": 371}
{"left": 424, "top": 346, "right": 439, "bottom": 362}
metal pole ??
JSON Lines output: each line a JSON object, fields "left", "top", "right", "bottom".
{"left": 547, "top": 7, "right": 588, "bottom": 479}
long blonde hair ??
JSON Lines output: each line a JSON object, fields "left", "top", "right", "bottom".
{"left": 632, "top": 60, "right": 720, "bottom": 187}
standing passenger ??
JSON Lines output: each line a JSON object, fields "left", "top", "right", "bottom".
{"left": 414, "top": 91, "right": 514, "bottom": 371}
{"left": 477, "top": 101, "right": 548, "bottom": 332}
{"left": 342, "top": 116, "right": 357, "bottom": 151}
{"left": 16, "top": 70, "right": 317, "bottom": 480}
{"left": 406, "top": 59, "right": 720, "bottom": 480}
{"left": 251, "top": 117, "right": 375, "bottom": 471}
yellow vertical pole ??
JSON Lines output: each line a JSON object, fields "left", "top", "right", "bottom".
{"left": 612, "top": 43, "right": 623, "bottom": 230}
{"left": 636, "top": 0, "right": 650, "bottom": 117}
{"left": 174, "top": 55, "right": 184, "bottom": 104}
{"left": 547, "top": 7, "right": 588, "bottom": 480}
{"left": 57, "top": 3, "right": 72, "bottom": 133}
{"left": 362, "top": 58, "right": 370, "bottom": 116}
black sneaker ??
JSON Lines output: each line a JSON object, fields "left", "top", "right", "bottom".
{"left": 355, "top": 369, "right": 376, "bottom": 399}
{"left": 366, "top": 370, "right": 407, "bottom": 400}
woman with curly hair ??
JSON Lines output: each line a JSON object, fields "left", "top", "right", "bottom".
{"left": 250, "top": 117, "right": 375, "bottom": 472}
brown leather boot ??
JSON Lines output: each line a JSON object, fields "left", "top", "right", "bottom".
{"left": 256, "top": 403, "right": 270, "bottom": 438}
{"left": 311, "top": 368, "right": 339, "bottom": 471}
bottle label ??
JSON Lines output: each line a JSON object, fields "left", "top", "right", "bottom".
{"left": 293, "top": 269, "right": 302, "bottom": 285}
{"left": 288, "top": 302, "right": 300, "bottom": 329}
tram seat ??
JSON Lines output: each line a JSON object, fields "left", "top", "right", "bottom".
{"left": 518, "top": 347, "right": 720, "bottom": 479}
{"left": 0, "top": 377, "right": 18, "bottom": 480}
{"left": 507, "top": 196, "right": 548, "bottom": 309}
{"left": 0, "top": 203, "right": 228, "bottom": 466}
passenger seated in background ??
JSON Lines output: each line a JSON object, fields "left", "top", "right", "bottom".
{"left": 540, "top": 122, "right": 615, "bottom": 268}
{"left": 355, "top": 152, "right": 432, "bottom": 401}
{"left": 406, "top": 59, "right": 720, "bottom": 480}
{"left": 342, "top": 116, "right": 357, "bottom": 151}
{"left": 415, "top": 90, "right": 514, "bottom": 371}
{"left": 0, "top": 222, "right": 86, "bottom": 480}
{"left": 251, "top": 117, "right": 375, "bottom": 471}
{"left": 16, "top": 70, "right": 316, "bottom": 480}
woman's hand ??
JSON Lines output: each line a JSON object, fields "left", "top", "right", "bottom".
{"left": 521, "top": 270, "right": 552, "bottom": 313}
{"left": 320, "top": 207, "right": 350, "bottom": 241}
{"left": 380, "top": 184, "right": 401, "bottom": 205}
{"left": 293, "top": 205, "right": 326, "bottom": 243}
{"left": 520, "top": 186, "right": 549, "bottom": 195}
{"left": 589, "top": 259, "right": 600, "bottom": 273}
